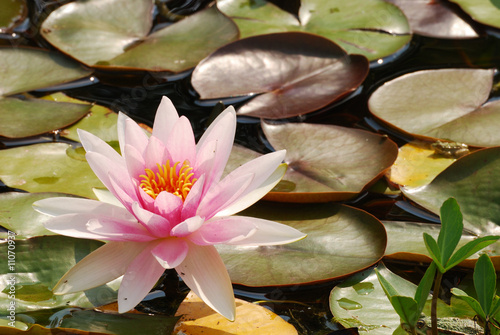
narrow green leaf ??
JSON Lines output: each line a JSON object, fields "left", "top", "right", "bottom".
{"left": 375, "top": 268, "right": 400, "bottom": 298}
{"left": 451, "top": 288, "right": 486, "bottom": 319}
{"left": 474, "top": 254, "right": 496, "bottom": 315}
{"left": 423, "top": 233, "right": 446, "bottom": 273}
{"left": 390, "top": 295, "right": 419, "bottom": 327}
{"left": 415, "top": 262, "right": 437, "bottom": 315}
{"left": 490, "top": 296, "right": 500, "bottom": 317}
{"left": 438, "top": 198, "right": 463, "bottom": 266}
{"left": 446, "top": 236, "right": 500, "bottom": 271}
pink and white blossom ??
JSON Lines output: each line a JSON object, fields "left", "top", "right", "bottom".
{"left": 34, "top": 97, "right": 305, "bottom": 321}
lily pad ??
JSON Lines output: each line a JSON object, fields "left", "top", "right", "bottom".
{"left": 192, "top": 32, "right": 369, "bottom": 119}
{"left": 0, "top": 48, "right": 92, "bottom": 97}
{"left": 262, "top": 122, "right": 398, "bottom": 202}
{"left": 0, "top": 143, "right": 104, "bottom": 199}
{"left": 449, "top": 0, "right": 500, "bottom": 29}
{"left": 42, "top": 92, "right": 119, "bottom": 144}
{"left": 0, "top": 236, "right": 119, "bottom": 314}
{"left": 368, "top": 68, "right": 500, "bottom": 147}
{"left": 330, "top": 263, "right": 461, "bottom": 335}
{"left": 0, "top": 97, "right": 91, "bottom": 138}
{"left": 217, "top": 0, "right": 411, "bottom": 61}
{"left": 385, "top": 0, "right": 478, "bottom": 38}
{"left": 0, "top": 0, "right": 27, "bottom": 34}
{"left": 216, "top": 202, "right": 387, "bottom": 286}
{"left": 383, "top": 220, "right": 499, "bottom": 268}
{"left": 403, "top": 147, "right": 500, "bottom": 236}
{"left": 174, "top": 292, "right": 298, "bottom": 334}
{"left": 0, "top": 192, "right": 80, "bottom": 239}
{"left": 388, "top": 141, "right": 460, "bottom": 188}
{"left": 41, "top": 2, "right": 239, "bottom": 72}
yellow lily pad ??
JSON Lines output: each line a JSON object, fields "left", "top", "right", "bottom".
{"left": 388, "top": 140, "right": 458, "bottom": 188}
{"left": 174, "top": 292, "right": 298, "bottom": 334}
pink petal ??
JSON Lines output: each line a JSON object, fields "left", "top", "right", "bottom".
{"left": 123, "top": 144, "right": 146, "bottom": 179}
{"left": 118, "top": 243, "right": 166, "bottom": 313}
{"left": 108, "top": 172, "right": 139, "bottom": 212}
{"left": 53, "top": 241, "right": 145, "bottom": 294}
{"left": 151, "top": 238, "right": 188, "bottom": 268}
{"left": 181, "top": 174, "right": 205, "bottom": 221}
{"left": 152, "top": 96, "right": 180, "bottom": 145}
{"left": 171, "top": 216, "right": 204, "bottom": 237}
{"left": 165, "top": 116, "right": 196, "bottom": 166}
{"left": 44, "top": 213, "right": 154, "bottom": 242}
{"left": 123, "top": 117, "right": 149, "bottom": 155}
{"left": 117, "top": 112, "right": 128, "bottom": 155}
{"left": 217, "top": 163, "right": 287, "bottom": 216}
{"left": 132, "top": 202, "right": 172, "bottom": 237}
{"left": 176, "top": 243, "right": 235, "bottom": 321}
{"left": 206, "top": 216, "right": 306, "bottom": 246}
{"left": 154, "top": 191, "right": 183, "bottom": 224}
{"left": 196, "top": 172, "right": 254, "bottom": 220}
{"left": 77, "top": 129, "right": 124, "bottom": 164}
{"left": 193, "top": 139, "right": 216, "bottom": 188}
{"left": 188, "top": 217, "right": 256, "bottom": 245}
{"left": 33, "top": 197, "right": 132, "bottom": 219}
{"left": 85, "top": 152, "right": 130, "bottom": 198}
{"left": 144, "top": 136, "right": 170, "bottom": 169}
{"left": 195, "top": 107, "right": 236, "bottom": 189}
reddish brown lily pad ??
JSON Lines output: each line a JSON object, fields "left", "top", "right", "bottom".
{"left": 192, "top": 32, "right": 369, "bottom": 119}
{"left": 262, "top": 122, "right": 398, "bottom": 202}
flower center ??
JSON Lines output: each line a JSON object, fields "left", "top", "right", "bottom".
{"left": 139, "top": 160, "right": 197, "bottom": 201}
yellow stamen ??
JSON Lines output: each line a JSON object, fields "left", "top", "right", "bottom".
{"left": 139, "top": 160, "right": 197, "bottom": 201}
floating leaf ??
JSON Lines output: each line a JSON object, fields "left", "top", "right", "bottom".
{"left": 217, "top": 0, "right": 411, "bottom": 61}
{"left": 0, "top": 192, "right": 80, "bottom": 239}
{"left": 449, "top": 0, "right": 500, "bottom": 29}
{"left": 0, "top": 97, "right": 91, "bottom": 138}
{"left": 42, "top": 92, "right": 118, "bottom": 144}
{"left": 0, "top": 0, "right": 27, "bottom": 34}
{"left": 262, "top": 122, "right": 398, "bottom": 202}
{"left": 403, "top": 147, "right": 500, "bottom": 237}
{"left": 192, "top": 32, "right": 369, "bottom": 119}
{"left": 0, "top": 48, "right": 92, "bottom": 97}
{"left": 388, "top": 141, "right": 459, "bottom": 188}
{"left": 174, "top": 292, "right": 298, "bottom": 334}
{"left": 330, "top": 264, "right": 416, "bottom": 335}
{"left": 0, "top": 236, "right": 119, "bottom": 314}
{"left": 216, "top": 202, "right": 386, "bottom": 286}
{"left": 369, "top": 68, "right": 500, "bottom": 147}
{"left": 385, "top": 0, "right": 478, "bottom": 38}
{"left": 0, "top": 143, "right": 104, "bottom": 199}
{"left": 41, "top": 2, "right": 238, "bottom": 72}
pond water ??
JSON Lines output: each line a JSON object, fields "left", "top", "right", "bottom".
{"left": 2, "top": 0, "right": 500, "bottom": 334}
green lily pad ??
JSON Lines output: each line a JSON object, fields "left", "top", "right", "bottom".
{"left": 216, "top": 202, "right": 387, "bottom": 286}
{"left": 383, "top": 220, "right": 499, "bottom": 269}
{"left": 192, "top": 32, "right": 369, "bottom": 119}
{"left": 0, "top": 236, "right": 119, "bottom": 314}
{"left": 448, "top": 0, "right": 500, "bottom": 29}
{"left": 368, "top": 68, "right": 500, "bottom": 147}
{"left": 42, "top": 92, "right": 119, "bottom": 144}
{"left": 330, "top": 263, "right": 462, "bottom": 335}
{"left": 262, "top": 122, "right": 398, "bottom": 202}
{"left": 385, "top": 0, "right": 478, "bottom": 38}
{"left": 0, "top": 0, "right": 27, "bottom": 34}
{"left": 41, "top": 2, "right": 239, "bottom": 72}
{"left": 217, "top": 0, "right": 411, "bottom": 61}
{"left": 0, "top": 48, "right": 92, "bottom": 97}
{"left": 403, "top": 147, "right": 500, "bottom": 237}
{"left": 0, "top": 192, "right": 81, "bottom": 239}
{"left": 0, "top": 97, "right": 91, "bottom": 138}
{"left": 0, "top": 143, "right": 104, "bottom": 199}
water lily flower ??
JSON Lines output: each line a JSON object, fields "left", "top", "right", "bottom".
{"left": 34, "top": 97, "right": 306, "bottom": 321}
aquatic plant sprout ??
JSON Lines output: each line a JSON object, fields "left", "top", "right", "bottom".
{"left": 33, "top": 97, "right": 306, "bottom": 321}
